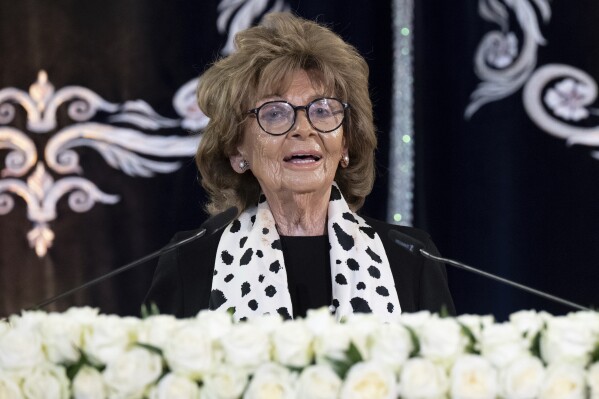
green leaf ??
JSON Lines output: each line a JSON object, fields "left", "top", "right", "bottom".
{"left": 325, "top": 341, "right": 364, "bottom": 379}
{"left": 226, "top": 307, "right": 236, "bottom": 317}
{"left": 404, "top": 325, "right": 420, "bottom": 358}
{"left": 326, "top": 357, "right": 353, "bottom": 379}
{"left": 458, "top": 322, "right": 480, "bottom": 355}
{"left": 65, "top": 357, "right": 86, "bottom": 381}
{"left": 590, "top": 343, "right": 599, "bottom": 364}
{"left": 346, "top": 342, "right": 363, "bottom": 363}
{"left": 141, "top": 302, "right": 160, "bottom": 319}
{"left": 530, "top": 330, "right": 542, "bottom": 360}
{"left": 135, "top": 342, "right": 164, "bottom": 356}
{"left": 65, "top": 349, "right": 105, "bottom": 380}
{"left": 439, "top": 305, "right": 449, "bottom": 318}
{"left": 285, "top": 365, "right": 305, "bottom": 373}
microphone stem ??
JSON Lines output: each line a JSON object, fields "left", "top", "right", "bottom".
{"left": 30, "top": 229, "right": 207, "bottom": 311}
{"left": 420, "top": 249, "right": 591, "bottom": 312}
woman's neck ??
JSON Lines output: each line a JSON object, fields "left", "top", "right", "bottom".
{"left": 264, "top": 188, "right": 331, "bottom": 236}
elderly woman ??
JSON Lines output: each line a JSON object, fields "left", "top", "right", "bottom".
{"left": 146, "top": 13, "right": 454, "bottom": 321}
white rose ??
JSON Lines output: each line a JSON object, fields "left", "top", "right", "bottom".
{"left": 64, "top": 307, "right": 100, "bottom": 324}
{"left": 0, "top": 319, "right": 10, "bottom": 336}
{"left": 72, "top": 366, "right": 107, "bottom": 399}
{"left": 419, "top": 317, "right": 467, "bottom": 365}
{"left": 9, "top": 310, "right": 47, "bottom": 330}
{"left": 196, "top": 310, "right": 233, "bottom": 340}
{"left": 399, "top": 358, "right": 448, "bottom": 399}
{"left": 569, "top": 311, "right": 599, "bottom": 330}
{"left": 250, "top": 314, "right": 284, "bottom": 334}
{"left": 369, "top": 323, "right": 413, "bottom": 371}
{"left": 103, "top": 347, "right": 163, "bottom": 398}
{"left": 163, "top": 321, "right": 215, "bottom": 379}
{"left": 272, "top": 320, "right": 313, "bottom": 367}
{"left": 82, "top": 314, "right": 137, "bottom": 365}
{"left": 137, "top": 314, "right": 180, "bottom": 349}
{"left": 538, "top": 363, "right": 585, "bottom": 399}
{"left": 0, "top": 327, "right": 45, "bottom": 370}
{"left": 149, "top": 373, "right": 201, "bottom": 399}
{"left": 340, "top": 361, "right": 397, "bottom": 399}
{"left": 480, "top": 322, "right": 528, "bottom": 368}
{"left": 295, "top": 365, "right": 341, "bottom": 399}
{"left": 313, "top": 323, "right": 352, "bottom": 363}
{"left": 457, "top": 314, "right": 494, "bottom": 343}
{"left": 541, "top": 317, "right": 594, "bottom": 366}
{"left": 509, "top": 310, "right": 545, "bottom": 340}
{"left": 21, "top": 363, "right": 70, "bottom": 399}
{"left": 242, "top": 362, "right": 295, "bottom": 399}
{"left": 221, "top": 323, "right": 270, "bottom": 371}
{"left": 499, "top": 355, "right": 544, "bottom": 399}
{"left": 587, "top": 362, "right": 599, "bottom": 399}
{"left": 201, "top": 365, "right": 249, "bottom": 399}
{"left": 345, "top": 313, "right": 383, "bottom": 358}
{"left": 399, "top": 311, "right": 432, "bottom": 330}
{"left": 0, "top": 372, "right": 23, "bottom": 399}
{"left": 40, "top": 313, "right": 83, "bottom": 364}
{"left": 305, "top": 307, "right": 336, "bottom": 336}
{"left": 450, "top": 354, "right": 497, "bottom": 399}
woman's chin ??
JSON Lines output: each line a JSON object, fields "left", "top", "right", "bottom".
{"left": 279, "top": 178, "right": 334, "bottom": 196}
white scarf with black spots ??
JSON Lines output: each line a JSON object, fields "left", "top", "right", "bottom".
{"left": 209, "top": 183, "right": 401, "bottom": 322}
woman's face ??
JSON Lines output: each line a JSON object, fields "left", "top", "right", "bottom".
{"left": 232, "top": 69, "right": 347, "bottom": 199}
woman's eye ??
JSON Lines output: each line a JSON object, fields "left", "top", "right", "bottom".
{"left": 261, "top": 105, "right": 288, "bottom": 122}
{"left": 312, "top": 106, "right": 332, "bottom": 118}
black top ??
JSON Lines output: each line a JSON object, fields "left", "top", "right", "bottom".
{"left": 280, "top": 235, "right": 331, "bottom": 318}
{"left": 145, "top": 216, "right": 456, "bottom": 318}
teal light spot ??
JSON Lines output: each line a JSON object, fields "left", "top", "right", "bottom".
{"left": 401, "top": 28, "right": 410, "bottom": 36}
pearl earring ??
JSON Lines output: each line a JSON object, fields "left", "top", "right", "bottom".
{"left": 340, "top": 154, "right": 349, "bottom": 168}
{"left": 239, "top": 159, "right": 250, "bottom": 171}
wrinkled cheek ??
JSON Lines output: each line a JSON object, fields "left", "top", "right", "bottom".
{"left": 252, "top": 159, "right": 283, "bottom": 191}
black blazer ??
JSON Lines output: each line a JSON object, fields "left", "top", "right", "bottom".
{"left": 145, "top": 216, "right": 455, "bottom": 318}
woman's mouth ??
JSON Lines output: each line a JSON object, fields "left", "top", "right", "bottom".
{"left": 283, "top": 154, "right": 322, "bottom": 164}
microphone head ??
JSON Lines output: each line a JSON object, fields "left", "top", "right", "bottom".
{"left": 388, "top": 229, "right": 425, "bottom": 256}
{"left": 200, "top": 206, "right": 239, "bottom": 235}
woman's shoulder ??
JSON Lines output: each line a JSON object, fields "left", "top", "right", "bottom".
{"left": 359, "top": 215, "right": 434, "bottom": 247}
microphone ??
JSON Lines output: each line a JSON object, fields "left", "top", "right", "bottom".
{"left": 388, "top": 229, "right": 591, "bottom": 312}
{"left": 28, "top": 206, "right": 238, "bottom": 311}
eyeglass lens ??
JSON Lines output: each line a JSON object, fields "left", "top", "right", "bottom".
{"left": 257, "top": 98, "right": 345, "bottom": 135}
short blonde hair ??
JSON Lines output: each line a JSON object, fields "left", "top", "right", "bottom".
{"left": 196, "top": 12, "right": 377, "bottom": 215}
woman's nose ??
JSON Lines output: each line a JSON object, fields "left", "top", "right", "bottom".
{"left": 290, "top": 109, "right": 314, "bottom": 138}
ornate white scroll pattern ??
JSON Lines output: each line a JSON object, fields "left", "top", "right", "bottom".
{"left": 217, "top": 0, "right": 289, "bottom": 55}
{"left": 523, "top": 64, "right": 599, "bottom": 159}
{"left": 0, "top": 127, "right": 37, "bottom": 177}
{"left": 465, "top": 0, "right": 551, "bottom": 118}
{"left": 44, "top": 123, "right": 199, "bottom": 177}
{"left": 0, "top": 163, "right": 120, "bottom": 256}
{"left": 467, "top": 1, "right": 599, "bottom": 159}
{"left": 0, "top": 71, "right": 200, "bottom": 257}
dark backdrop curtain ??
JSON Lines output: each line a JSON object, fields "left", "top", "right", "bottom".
{"left": 415, "top": 0, "right": 599, "bottom": 319}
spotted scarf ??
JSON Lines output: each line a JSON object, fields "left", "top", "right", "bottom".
{"left": 209, "top": 183, "right": 401, "bottom": 322}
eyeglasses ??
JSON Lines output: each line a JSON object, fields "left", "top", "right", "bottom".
{"left": 247, "top": 97, "right": 350, "bottom": 136}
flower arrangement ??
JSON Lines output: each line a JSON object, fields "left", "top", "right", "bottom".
{"left": 1, "top": 307, "right": 599, "bottom": 399}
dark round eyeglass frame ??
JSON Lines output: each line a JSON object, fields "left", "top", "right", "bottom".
{"left": 247, "top": 97, "right": 350, "bottom": 136}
